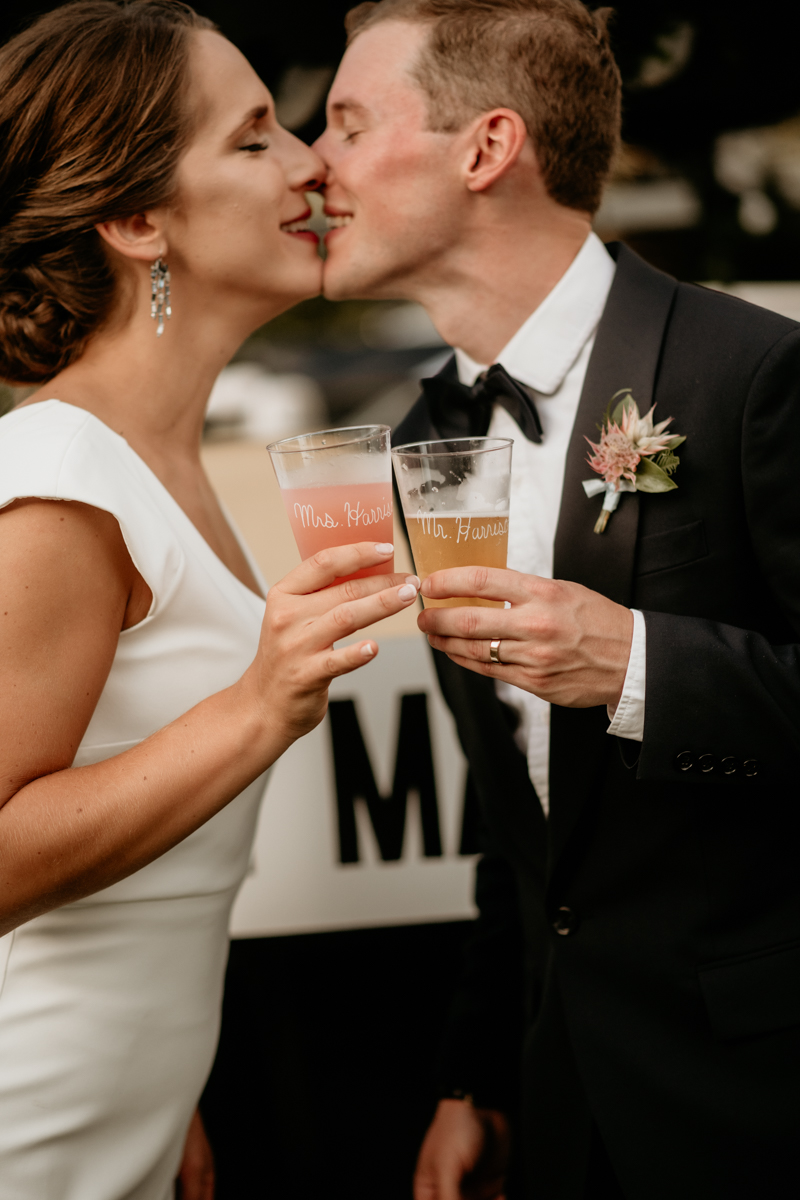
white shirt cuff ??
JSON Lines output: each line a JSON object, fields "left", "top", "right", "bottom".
{"left": 606, "top": 608, "right": 646, "bottom": 742}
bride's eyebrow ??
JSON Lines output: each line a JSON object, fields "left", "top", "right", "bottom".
{"left": 230, "top": 104, "right": 270, "bottom": 138}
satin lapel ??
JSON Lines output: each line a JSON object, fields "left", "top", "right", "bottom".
{"left": 548, "top": 244, "right": 678, "bottom": 871}
{"left": 393, "top": 355, "right": 457, "bottom": 448}
{"left": 553, "top": 243, "right": 678, "bottom": 598}
{"left": 393, "top": 357, "right": 547, "bottom": 877}
{"left": 392, "top": 362, "right": 451, "bottom": 540}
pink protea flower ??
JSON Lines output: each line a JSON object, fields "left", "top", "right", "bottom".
{"left": 586, "top": 426, "right": 641, "bottom": 487}
{"left": 619, "top": 401, "right": 674, "bottom": 456}
{"left": 586, "top": 401, "right": 675, "bottom": 490}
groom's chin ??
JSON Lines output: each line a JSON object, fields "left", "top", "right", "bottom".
{"left": 321, "top": 262, "right": 365, "bottom": 303}
{"left": 321, "top": 242, "right": 382, "bottom": 302}
{"left": 322, "top": 260, "right": 397, "bottom": 304}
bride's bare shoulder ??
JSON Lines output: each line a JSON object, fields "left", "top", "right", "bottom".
{"left": 0, "top": 497, "right": 152, "bottom": 630}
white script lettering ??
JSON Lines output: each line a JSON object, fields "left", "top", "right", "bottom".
{"left": 417, "top": 515, "right": 449, "bottom": 539}
{"left": 344, "top": 499, "right": 394, "bottom": 528}
{"left": 294, "top": 503, "right": 339, "bottom": 530}
{"left": 456, "top": 516, "right": 509, "bottom": 544}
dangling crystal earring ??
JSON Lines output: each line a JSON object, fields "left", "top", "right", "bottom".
{"left": 150, "top": 257, "right": 172, "bottom": 337}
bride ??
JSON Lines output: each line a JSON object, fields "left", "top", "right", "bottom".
{"left": 0, "top": 2, "right": 418, "bottom": 1196}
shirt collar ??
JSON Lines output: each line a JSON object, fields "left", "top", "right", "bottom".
{"left": 454, "top": 232, "right": 616, "bottom": 395}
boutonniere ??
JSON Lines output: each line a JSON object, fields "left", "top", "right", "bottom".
{"left": 582, "top": 388, "right": 686, "bottom": 533}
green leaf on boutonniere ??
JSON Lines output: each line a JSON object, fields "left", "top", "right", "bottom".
{"left": 600, "top": 387, "right": 633, "bottom": 430}
{"left": 635, "top": 456, "right": 678, "bottom": 493}
{"left": 654, "top": 448, "right": 680, "bottom": 475}
{"left": 666, "top": 435, "right": 686, "bottom": 451}
{"left": 610, "top": 389, "right": 636, "bottom": 427}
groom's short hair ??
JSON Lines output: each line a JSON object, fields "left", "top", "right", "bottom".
{"left": 345, "top": 0, "right": 621, "bottom": 214}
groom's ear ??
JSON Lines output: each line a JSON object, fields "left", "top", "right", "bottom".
{"left": 462, "top": 108, "right": 531, "bottom": 193}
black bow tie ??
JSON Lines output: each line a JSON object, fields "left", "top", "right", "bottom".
{"left": 420, "top": 361, "right": 543, "bottom": 443}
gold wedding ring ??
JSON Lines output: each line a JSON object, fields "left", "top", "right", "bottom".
{"left": 489, "top": 639, "right": 502, "bottom": 664}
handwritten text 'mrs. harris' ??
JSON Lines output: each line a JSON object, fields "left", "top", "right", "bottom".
{"left": 293, "top": 498, "right": 394, "bottom": 530}
{"left": 415, "top": 514, "right": 509, "bottom": 543}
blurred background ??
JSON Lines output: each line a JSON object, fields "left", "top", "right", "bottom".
{"left": 3, "top": 1, "right": 800, "bottom": 1196}
{"left": 4, "top": 0, "right": 800, "bottom": 431}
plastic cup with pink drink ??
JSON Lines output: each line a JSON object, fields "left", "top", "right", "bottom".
{"left": 267, "top": 425, "right": 394, "bottom": 582}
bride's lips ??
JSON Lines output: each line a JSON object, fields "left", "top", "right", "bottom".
{"left": 323, "top": 208, "right": 354, "bottom": 242}
{"left": 280, "top": 207, "right": 319, "bottom": 244}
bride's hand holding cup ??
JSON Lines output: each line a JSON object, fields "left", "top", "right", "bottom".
{"left": 243, "top": 540, "right": 419, "bottom": 748}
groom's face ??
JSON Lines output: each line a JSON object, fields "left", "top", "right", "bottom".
{"left": 314, "top": 22, "right": 465, "bottom": 301}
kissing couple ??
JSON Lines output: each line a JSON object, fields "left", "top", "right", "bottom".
{"left": 0, "top": 2, "right": 798, "bottom": 1199}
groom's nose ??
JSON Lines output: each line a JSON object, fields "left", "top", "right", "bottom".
{"left": 311, "top": 127, "right": 335, "bottom": 175}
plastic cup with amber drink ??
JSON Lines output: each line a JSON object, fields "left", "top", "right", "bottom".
{"left": 392, "top": 437, "right": 513, "bottom": 607}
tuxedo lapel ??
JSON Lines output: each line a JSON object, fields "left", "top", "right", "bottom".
{"left": 393, "top": 358, "right": 547, "bottom": 877}
{"left": 553, "top": 243, "right": 678, "bottom": 600}
{"left": 548, "top": 245, "right": 678, "bottom": 872}
{"left": 392, "top": 356, "right": 457, "bottom": 448}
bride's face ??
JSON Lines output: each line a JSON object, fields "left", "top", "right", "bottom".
{"left": 164, "top": 31, "right": 324, "bottom": 320}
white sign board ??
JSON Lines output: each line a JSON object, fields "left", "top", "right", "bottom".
{"left": 230, "top": 635, "right": 478, "bottom": 937}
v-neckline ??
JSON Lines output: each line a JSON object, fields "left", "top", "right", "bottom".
{"left": 33, "top": 400, "right": 266, "bottom": 604}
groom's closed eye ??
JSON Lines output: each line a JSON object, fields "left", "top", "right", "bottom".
{"left": 331, "top": 99, "right": 371, "bottom": 139}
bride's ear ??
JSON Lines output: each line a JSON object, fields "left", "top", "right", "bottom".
{"left": 95, "top": 212, "right": 167, "bottom": 263}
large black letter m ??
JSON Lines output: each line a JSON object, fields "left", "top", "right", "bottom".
{"left": 328, "top": 693, "right": 442, "bottom": 864}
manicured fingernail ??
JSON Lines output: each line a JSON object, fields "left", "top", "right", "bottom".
{"left": 361, "top": 642, "right": 375, "bottom": 658}
{"left": 375, "top": 543, "right": 394, "bottom": 554}
{"left": 405, "top": 575, "right": 421, "bottom": 589}
{"left": 398, "top": 584, "right": 417, "bottom": 601}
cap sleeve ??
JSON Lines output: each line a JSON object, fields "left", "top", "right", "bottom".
{"left": 0, "top": 401, "right": 183, "bottom": 616}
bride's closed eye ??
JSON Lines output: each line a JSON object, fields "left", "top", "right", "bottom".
{"left": 239, "top": 141, "right": 269, "bottom": 153}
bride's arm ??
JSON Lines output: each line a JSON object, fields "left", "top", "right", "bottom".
{"left": 0, "top": 498, "right": 417, "bottom": 935}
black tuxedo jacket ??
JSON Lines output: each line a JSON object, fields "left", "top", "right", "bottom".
{"left": 394, "top": 245, "right": 800, "bottom": 1199}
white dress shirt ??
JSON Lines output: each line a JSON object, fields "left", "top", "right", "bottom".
{"left": 453, "top": 232, "right": 646, "bottom": 815}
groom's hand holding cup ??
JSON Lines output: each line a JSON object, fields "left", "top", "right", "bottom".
{"left": 418, "top": 567, "right": 633, "bottom": 711}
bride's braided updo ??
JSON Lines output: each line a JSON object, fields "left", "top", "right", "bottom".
{"left": 0, "top": 0, "right": 214, "bottom": 384}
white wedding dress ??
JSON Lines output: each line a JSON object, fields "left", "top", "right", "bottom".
{"left": 0, "top": 400, "right": 269, "bottom": 1199}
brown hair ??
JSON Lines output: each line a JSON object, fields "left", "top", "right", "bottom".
{"left": 0, "top": 0, "right": 215, "bottom": 384}
{"left": 345, "top": 0, "right": 621, "bottom": 214}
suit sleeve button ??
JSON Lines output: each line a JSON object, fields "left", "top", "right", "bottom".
{"left": 743, "top": 759, "right": 759, "bottom": 777}
{"left": 720, "top": 756, "right": 739, "bottom": 775}
{"left": 698, "top": 753, "right": 717, "bottom": 773}
{"left": 553, "top": 907, "right": 579, "bottom": 936}
{"left": 675, "top": 751, "right": 694, "bottom": 772}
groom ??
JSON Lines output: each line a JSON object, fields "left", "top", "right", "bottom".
{"left": 314, "top": 2, "right": 800, "bottom": 1197}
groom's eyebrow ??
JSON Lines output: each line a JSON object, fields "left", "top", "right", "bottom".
{"left": 330, "top": 100, "right": 370, "bottom": 119}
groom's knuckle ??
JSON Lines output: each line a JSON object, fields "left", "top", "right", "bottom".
{"left": 470, "top": 566, "right": 489, "bottom": 592}
{"left": 535, "top": 644, "right": 558, "bottom": 671}
{"left": 457, "top": 609, "right": 479, "bottom": 636}
{"left": 533, "top": 612, "right": 557, "bottom": 639}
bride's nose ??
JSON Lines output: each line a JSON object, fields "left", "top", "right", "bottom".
{"left": 285, "top": 133, "right": 327, "bottom": 192}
